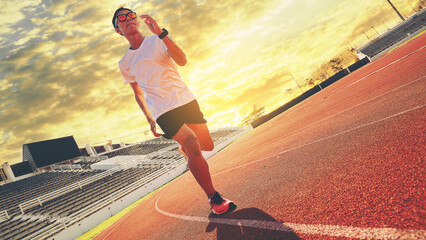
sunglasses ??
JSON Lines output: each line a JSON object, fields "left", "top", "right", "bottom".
{"left": 116, "top": 12, "right": 137, "bottom": 24}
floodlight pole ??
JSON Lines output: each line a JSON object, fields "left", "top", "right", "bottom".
{"left": 387, "top": 0, "right": 405, "bottom": 21}
{"left": 289, "top": 72, "right": 303, "bottom": 92}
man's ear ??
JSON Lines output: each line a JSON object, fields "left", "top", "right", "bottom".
{"left": 115, "top": 28, "right": 123, "bottom": 36}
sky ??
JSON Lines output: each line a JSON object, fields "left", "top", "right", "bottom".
{"left": 0, "top": 0, "right": 422, "bottom": 165}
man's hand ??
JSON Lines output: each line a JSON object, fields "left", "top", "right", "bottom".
{"left": 147, "top": 117, "right": 163, "bottom": 137}
{"left": 140, "top": 15, "right": 163, "bottom": 35}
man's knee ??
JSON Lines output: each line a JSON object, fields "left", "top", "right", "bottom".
{"left": 184, "top": 137, "right": 202, "bottom": 157}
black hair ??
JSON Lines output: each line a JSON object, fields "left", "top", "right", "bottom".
{"left": 112, "top": 7, "right": 133, "bottom": 28}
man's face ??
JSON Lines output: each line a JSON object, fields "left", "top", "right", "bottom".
{"left": 115, "top": 10, "right": 140, "bottom": 36}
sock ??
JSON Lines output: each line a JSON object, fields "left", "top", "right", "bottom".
{"left": 210, "top": 192, "right": 224, "bottom": 204}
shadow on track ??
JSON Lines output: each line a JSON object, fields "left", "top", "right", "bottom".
{"left": 206, "top": 207, "right": 301, "bottom": 240}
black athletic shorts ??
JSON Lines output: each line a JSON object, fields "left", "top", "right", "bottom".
{"left": 156, "top": 100, "right": 207, "bottom": 139}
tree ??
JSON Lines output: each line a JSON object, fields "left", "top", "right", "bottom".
{"left": 306, "top": 78, "right": 316, "bottom": 87}
{"left": 329, "top": 57, "right": 344, "bottom": 72}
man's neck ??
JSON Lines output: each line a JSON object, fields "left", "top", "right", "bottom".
{"left": 127, "top": 32, "right": 145, "bottom": 50}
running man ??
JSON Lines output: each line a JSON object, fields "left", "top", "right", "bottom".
{"left": 112, "top": 7, "right": 236, "bottom": 215}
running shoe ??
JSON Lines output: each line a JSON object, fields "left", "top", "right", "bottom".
{"left": 209, "top": 192, "right": 237, "bottom": 215}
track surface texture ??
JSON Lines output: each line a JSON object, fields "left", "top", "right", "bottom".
{"left": 94, "top": 33, "right": 426, "bottom": 240}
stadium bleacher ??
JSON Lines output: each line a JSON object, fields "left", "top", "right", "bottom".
{"left": 0, "top": 218, "right": 53, "bottom": 240}
{"left": 359, "top": 9, "right": 426, "bottom": 57}
{"left": 0, "top": 127, "right": 246, "bottom": 240}
{"left": 24, "top": 166, "right": 162, "bottom": 218}
{"left": 102, "top": 141, "right": 175, "bottom": 158}
{"left": 78, "top": 156, "right": 108, "bottom": 170}
{"left": 0, "top": 171, "right": 101, "bottom": 218}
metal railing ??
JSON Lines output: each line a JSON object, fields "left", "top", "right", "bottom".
{"left": 0, "top": 209, "right": 9, "bottom": 222}
{"left": 50, "top": 164, "right": 82, "bottom": 171}
{"left": 22, "top": 159, "right": 185, "bottom": 240}
{"left": 18, "top": 165, "right": 129, "bottom": 214}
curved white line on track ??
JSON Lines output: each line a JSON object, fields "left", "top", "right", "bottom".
{"left": 156, "top": 105, "right": 426, "bottom": 239}
{"left": 155, "top": 192, "right": 426, "bottom": 239}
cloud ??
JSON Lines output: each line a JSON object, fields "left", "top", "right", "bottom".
{"left": 0, "top": 0, "right": 39, "bottom": 35}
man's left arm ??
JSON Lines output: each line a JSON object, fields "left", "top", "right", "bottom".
{"left": 162, "top": 35, "right": 187, "bottom": 66}
{"left": 140, "top": 14, "right": 187, "bottom": 66}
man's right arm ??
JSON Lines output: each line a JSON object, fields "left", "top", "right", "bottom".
{"left": 130, "top": 82, "right": 151, "bottom": 120}
{"left": 130, "top": 82, "right": 162, "bottom": 137}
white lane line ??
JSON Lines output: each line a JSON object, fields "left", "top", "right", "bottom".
{"left": 207, "top": 104, "right": 424, "bottom": 177}
{"left": 155, "top": 191, "right": 426, "bottom": 239}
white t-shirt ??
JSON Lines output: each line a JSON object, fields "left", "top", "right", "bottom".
{"left": 119, "top": 35, "right": 196, "bottom": 120}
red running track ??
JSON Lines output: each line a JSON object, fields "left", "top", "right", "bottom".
{"left": 94, "top": 32, "right": 426, "bottom": 240}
